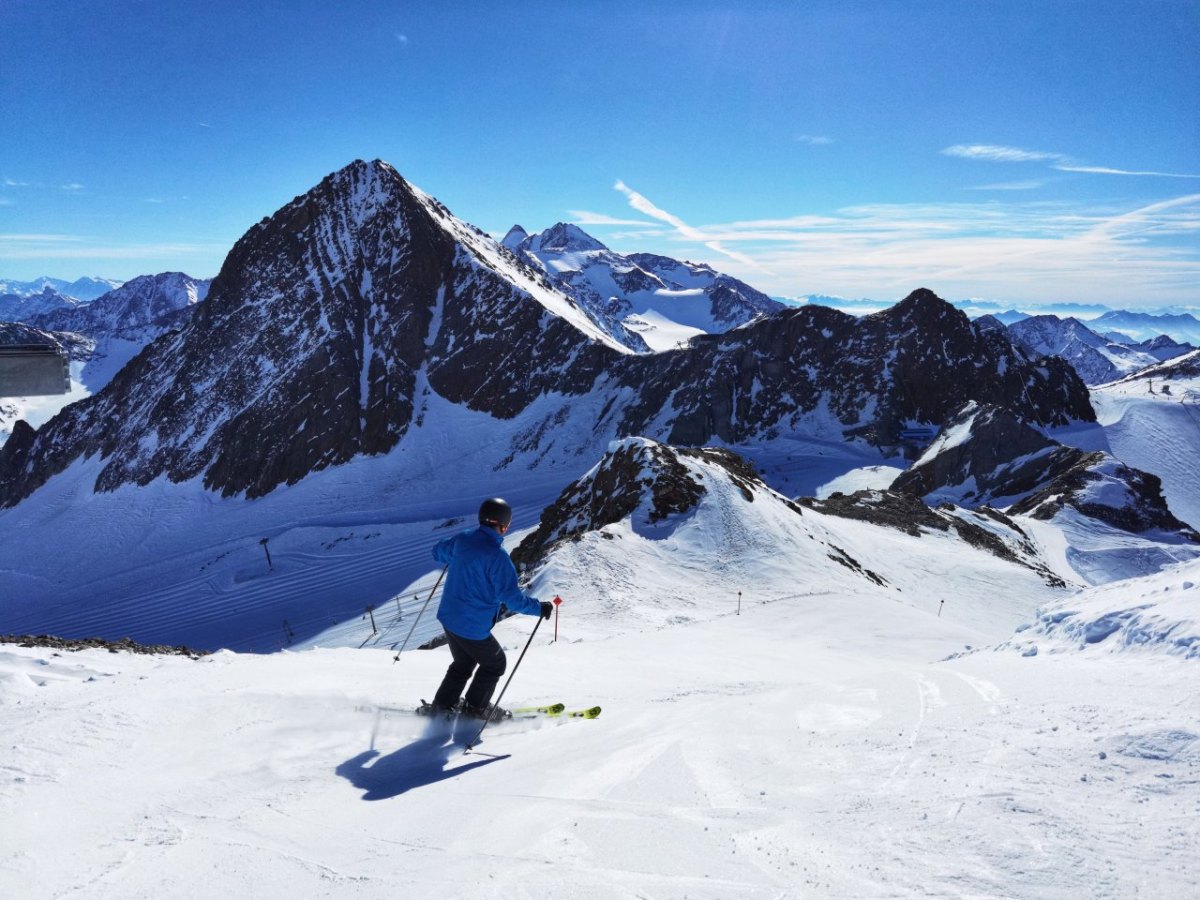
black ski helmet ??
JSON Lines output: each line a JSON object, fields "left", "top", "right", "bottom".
{"left": 478, "top": 497, "right": 513, "bottom": 529}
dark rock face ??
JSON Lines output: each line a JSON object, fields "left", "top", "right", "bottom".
{"left": 890, "top": 402, "right": 1081, "bottom": 504}
{"left": 613, "top": 291, "right": 1094, "bottom": 447}
{"left": 511, "top": 439, "right": 709, "bottom": 571}
{"left": 889, "top": 401, "right": 1199, "bottom": 541}
{"left": 0, "top": 633, "right": 207, "bottom": 657}
{"left": 0, "top": 160, "right": 623, "bottom": 505}
{"left": 0, "top": 321, "right": 63, "bottom": 347}
{"left": 798, "top": 489, "right": 1065, "bottom": 584}
{"left": 29, "top": 272, "right": 209, "bottom": 340}
{"left": 1009, "top": 455, "right": 1200, "bottom": 539}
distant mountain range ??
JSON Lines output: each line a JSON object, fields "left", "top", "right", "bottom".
{"left": 0, "top": 159, "right": 1090, "bottom": 509}
{"left": 789, "top": 295, "right": 1200, "bottom": 345}
{"left": 27, "top": 272, "right": 209, "bottom": 341}
{"left": 0, "top": 276, "right": 123, "bottom": 303}
{"left": 1003, "top": 314, "right": 1193, "bottom": 385}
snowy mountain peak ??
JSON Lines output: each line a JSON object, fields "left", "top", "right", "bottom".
{"left": 1006, "top": 313, "right": 1181, "bottom": 385}
{"left": 28, "top": 271, "right": 210, "bottom": 339}
{"left": 0, "top": 159, "right": 635, "bottom": 507}
{"left": 889, "top": 401, "right": 1200, "bottom": 579}
{"left": 513, "top": 437, "right": 771, "bottom": 573}
{"left": 526, "top": 222, "right": 609, "bottom": 254}
{"left": 501, "top": 224, "right": 529, "bottom": 250}
{"left": 0, "top": 285, "right": 80, "bottom": 320}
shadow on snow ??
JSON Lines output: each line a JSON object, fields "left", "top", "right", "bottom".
{"left": 336, "top": 714, "right": 508, "bottom": 800}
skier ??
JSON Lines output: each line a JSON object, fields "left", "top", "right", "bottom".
{"left": 421, "top": 497, "right": 552, "bottom": 721}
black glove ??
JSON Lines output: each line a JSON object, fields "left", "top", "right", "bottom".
{"left": 540, "top": 601, "right": 554, "bottom": 619}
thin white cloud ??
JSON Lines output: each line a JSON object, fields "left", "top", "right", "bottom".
{"left": 593, "top": 191, "right": 1200, "bottom": 305}
{"left": 0, "top": 233, "right": 84, "bottom": 242}
{"left": 942, "top": 144, "right": 1065, "bottom": 163}
{"left": 0, "top": 233, "right": 218, "bottom": 261}
{"left": 60, "top": 183, "right": 84, "bottom": 191}
{"left": 1055, "top": 164, "right": 1200, "bottom": 179}
{"left": 797, "top": 135, "right": 834, "bottom": 145}
{"left": 395, "top": 32, "right": 409, "bottom": 45}
{"left": 4, "top": 178, "right": 29, "bottom": 187}
{"left": 613, "top": 180, "right": 768, "bottom": 272}
{"left": 198, "top": 122, "right": 212, "bottom": 129}
{"left": 967, "top": 180, "right": 1045, "bottom": 191}
{"left": 567, "top": 210, "right": 654, "bottom": 227}
{"left": 945, "top": 143, "right": 1200, "bottom": 180}
{"left": 1081, "top": 193, "right": 1200, "bottom": 242}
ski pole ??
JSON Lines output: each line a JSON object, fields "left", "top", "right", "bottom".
{"left": 465, "top": 614, "right": 543, "bottom": 753}
{"left": 393, "top": 566, "right": 447, "bottom": 663}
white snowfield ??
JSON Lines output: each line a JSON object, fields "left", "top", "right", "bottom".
{"left": 4, "top": 444, "right": 1199, "bottom": 899}
{"left": 1055, "top": 355, "right": 1200, "bottom": 530}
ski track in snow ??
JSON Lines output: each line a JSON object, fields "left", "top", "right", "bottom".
{"left": 3, "top": 609, "right": 1197, "bottom": 900}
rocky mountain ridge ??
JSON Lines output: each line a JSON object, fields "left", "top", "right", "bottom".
{"left": 504, "top": 222, "right": 784, "bottom": 352}
{"left": 28, "top": 272, "right": 210, "bottom": 340}
{"left": 0, "top": 286, "right": 81, "bottom": 321}
{"left": 890, "top": 401, "right": 1198, "bottom": 543}
{"left": 0, "top": 276, "right": 123, "bottom": 303}
{"left": 1006, "top": 314, "right": 1188, "bottom": 385}
{"left": 0, "top": 160, "right": 1096, "bottom": 510}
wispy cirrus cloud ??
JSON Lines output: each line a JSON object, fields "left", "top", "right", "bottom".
{"left": 967, "top": 180, "right": 1045, "bottom": 191}
{"left": 613, "top": 180, "right": 768, "bottom": 271}
{"left": 1055, "top": 164, "right": 1200, "bottom": 179}
{"left": 944, "top": 143, "right": 1200, "bottom": 179}
{"left": 0, "top": 233, "right": 84, "bottom": 242}
{"left": 582, "top": 185, "right": 1200, "bottom": 305}
{"left": 0, "top": 232, "right": 218, "bottom": 262}
{"left": 797, "top": 134, "right": 834, "bottom": 146}
{"left": 60, "top": 182, "right": 85, "bottom": 191}
{"left": 567, "top": 211, "right": 653, "bottom": 227}
{"left": 943, "top": 144, "right": 1065, "bottom": 163}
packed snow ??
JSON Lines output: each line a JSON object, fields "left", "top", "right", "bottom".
{"left": 1055, "top": 359, "right": 1200, "bottom": 529}
{"left": 4, "top": 459, "right": 1197, "bottom": 898}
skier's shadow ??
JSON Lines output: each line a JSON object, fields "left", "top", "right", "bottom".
{"left": 336, "top": 715, "right": 508, "bottom": 800}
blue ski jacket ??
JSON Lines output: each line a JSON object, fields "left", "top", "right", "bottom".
{"left": 433, "top": 525, "right": 541, "bottom": 640}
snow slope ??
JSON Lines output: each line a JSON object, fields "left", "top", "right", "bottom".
{"left": 1006, "top": 315, "right": 1162, "bottom": 385}
{"left": 1055, "top": 354, "right": 1200, "bottom": 529}
{"left": 4, "top": 430, "right": 1196, "bottom": 899}
{"left": 4, "top": 524, "right": 1197, "bottom": 898}
{"left": 1011, "top": 556, "right": 1200, "bottom": 658}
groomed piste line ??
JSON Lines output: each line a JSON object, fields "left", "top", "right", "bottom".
{"left": 8, "top": 527, "right": 445, "bottom": 652}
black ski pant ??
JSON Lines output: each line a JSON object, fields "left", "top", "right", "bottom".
{"left": 433, "top": 630, "right": 507, "bottom": 710}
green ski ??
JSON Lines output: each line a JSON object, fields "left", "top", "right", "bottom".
{"left": 566, "top": 706, "right": 602, "bottom": 719}
{"left": 512, "top": 703, "right": 566, "bottom": 716}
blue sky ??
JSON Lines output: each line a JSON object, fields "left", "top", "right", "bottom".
{"left": 2, "top": 0, "right": 1197, "bottom": 307}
